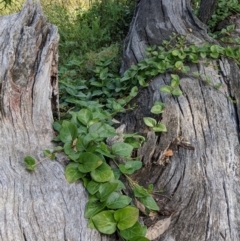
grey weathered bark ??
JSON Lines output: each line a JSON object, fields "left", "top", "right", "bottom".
{"left": 198, "top": 0, "right": 218, "bottom": 24}
{"left": 120, "top": 0, "right": 240, "bottom": 240}
{"left": 0, "top": 1, "right": 113, "bottom": 240}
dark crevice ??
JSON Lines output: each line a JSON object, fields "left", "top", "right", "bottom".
{"left": 200, "top": 122, "right": 207, "bottom": 147}
{"left": 163, "top": 166, "right": 178, "bottom": 189}
{"left": 199, "top": 81, "right": 212, "bottom": 137}
{"left": 144, "top": 27, "right": 150, "bottom": 46}
{"left": 220, "top": 232, "right": 226, "bottom": 240}
{"left": 176, "top": 96, "right": 184, "bottom": 117}
{"left": 173, "top": 209, "right": 182, "bottom": 224}
{"left": 171, "top": 176, "right": 182, "bottom": 197}
{"left": 130, "top": 46, "right": 138, "bottom": 64}
{"left": 222, "top": 181, "right": 231, "bottom": 237}
{"left": 180, "top": 156, "right": 186, "bottom": 182}
{"left": 60, "top": 190, "right": 70, "bottom": 213}
{"left": 232, "top": 100, "right": 240, "bottom": 143}
{"left": 184, "top": 191, "right": 194, "bottom": 210}
{"left": 27, "top": 7, "right": 36, "bottom": 27}
{"left": 205, "top": 211, "right": 210, "bottom": 240}
{"left": 185, "top": 94, "right": 197, "bottom": 137}
{"left": 22, "top": 230, "right": 27, "bottom": 241}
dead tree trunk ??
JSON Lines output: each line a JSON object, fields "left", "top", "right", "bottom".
{"left": 0, "top": 1, "right": 112, "bottom": 240}
{"left": 121, "top": 0, "right": 240, "bottom": 240}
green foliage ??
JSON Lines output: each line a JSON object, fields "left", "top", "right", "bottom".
{"left": 24, "top": 156, "right": 36, "bottom": 171}
{"left": 0, "top": 0, "right": 11, "bottom": 7}
{"left": 26, "top": 107, "right": 156, "bottom": 240}
{"left": 119, "top": 222, "right": 147, "bottom": 240}
{"left": 208, "top": 0, "right": 240, "bottom": 29}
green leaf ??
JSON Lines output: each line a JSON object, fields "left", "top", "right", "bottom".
{"left": 210, "top": 52, "right": 219, "bottom": 58}
{"left": 99, "top": 67, "right": 109, "bottom": 80}
{"left": 53, "top": 146, "right": 63, "bottom": 152}
{"left": 76, "top": 137, "right": 85, "bottom": 152}
{"left": 147, "top": 184, "right": 154, "bottom": 194}
{"left": 86, "top": 180, "right": 101, "bottom": 195}
{"left": 143, "top": 117, "right": 157, "bottom": 128}
{"left": 152, "top": 123, "right": 167, "bottom": 132}
{"left": 181, "top": 66, "right": 190, "bottom": 73}
{"left": 87, "top": 218, "right": 96, "bottom": 229}
{"left": 114, "top": 179, "right": 126, "bottom": 191}
{"left": 43, "top": 150, "right": 55, "bottom": 160}
{"left": 160, "top": 85, "right": 172, "bottom": 94}
{"left": 64, "top": 142, "right": 81, "bottom": 161}
{"left": 106, "top": 193, "right": 132, "bottom": 209}
{"left": 91, "top": 162, "right": 114, "bottom": 182}
{"left": 88, "top": 122, "right": 115, "bottom": 139}
{"left": 171, "top": 88, "right": 182, "bottom": 96}
{"left": 24, "top": 156, "right": 36, "bottom": 171}
{"left": 119, "top": 161, "right": 142, "bottom": 175}
{"left": 150, "top": 102, "right": 165, "bottom": 114}
{"left": 138, "top": 77, "right": 149, "bottom": 87}
{"left": 215, "top": 83, "right": 222, "bottom": 90}
{"left": 84, "top": 200, "right": 106, "bottom": 219}
{"left": 200, "top": 52, "right": 206, "bottom": 59}
{"left": 171, "top": 50, "right": 179, "bottom": 56}
{"left": 92, "top": 211, "right": 117, "bottom": 234}
{"left": 88, "top": 122, "right": 103, "bottom": 133}
{"left": 224, "top": 47, "right": 235, "bottom": 58}
{"left": 124, "top": 137, "right": 141, "bottom": 149}
{"left": 129, "top": 236, "right": 150, "bottom": 241}
{"left": 78, "top": 152, "right": 103, "bottom": 173}
{"left": 112, "top": 168, "right": 122, "bottom": 179}
{"left": 174, "top": 61, "right": 183, "bottom": 69}
{"left": 112, "top": 142, "right": 133, "bottom": 158}
{"left": 53, "top": 121, "right": 62, "bottom": 132}
{"left": 226, "top": 24, "right": 235, "bottom": 32}
{"left": 210, "top": 45, "right": 219, "bottom": 53}
{"left": 121, "top": 73, "right": 131, "bottom": 82}
{"left": 119, "top": 222, "right": 147, "bottom": 240}
{"left": 170, "top": 74, "right": 180, "bottom": 88}
{"left": 65, "top": 162, "right": 84, "bottom": 183}
{"left": 97, "top": 182, "right": 118, "bottom": 202}
{"left": 125, "top": 161, "right": 142, "bottom": 170}
{"left": 59, "top": 120, "right": 78, "bottom": 143}
{"left": 133, "top": 186, "right": 149, "bottom": 198}
{"left": 139, "top": 196, "right": 159, "bottom": 211}
{"left": 114, "top": 206, "right": 139, "bottom": 230}
{"left": 130, "top": 86, "right": 138, "bottom": 97}
{"left": 77, "top": 109, "right": 93, "bottom": 126}
{"left": 43, "top": 149, "right": 51, "bottom": 157}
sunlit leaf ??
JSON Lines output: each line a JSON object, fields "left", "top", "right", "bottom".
{"left": 143, "top": 117, "right": 157, "bottom": 128}
{"left": 65, "top": 162, "right": 84, "bottom": 183}
{"left": 114, "top": 206, "right": 139, "bottom": 230}
{"left": 92, "top": 211, "right": 117, "bottom": 234}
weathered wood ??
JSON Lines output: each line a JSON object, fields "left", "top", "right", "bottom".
{"left": 0, "top": 1, "right": 113, "bottom": 240}
{"left": 198, "top": 0, "right": 218, "bottom": 24}
{"left": 120, "top": 0, "right": 240, "bottom": 240}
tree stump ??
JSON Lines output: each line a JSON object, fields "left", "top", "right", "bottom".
{"left": 0, "top": 1, "right": 112, "bottom": 240}
{"left": 120, "top": 0, "right": 240, "bottom": 240}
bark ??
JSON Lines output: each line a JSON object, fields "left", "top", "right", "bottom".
{"left": 121, "top": 0, "right": 240, "bottom": 240}
{"left": 0, "top": 1, "right": 113, "bottom": 241}
{"left": 198, "top": 0, "right": 218, "bottom": 24}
